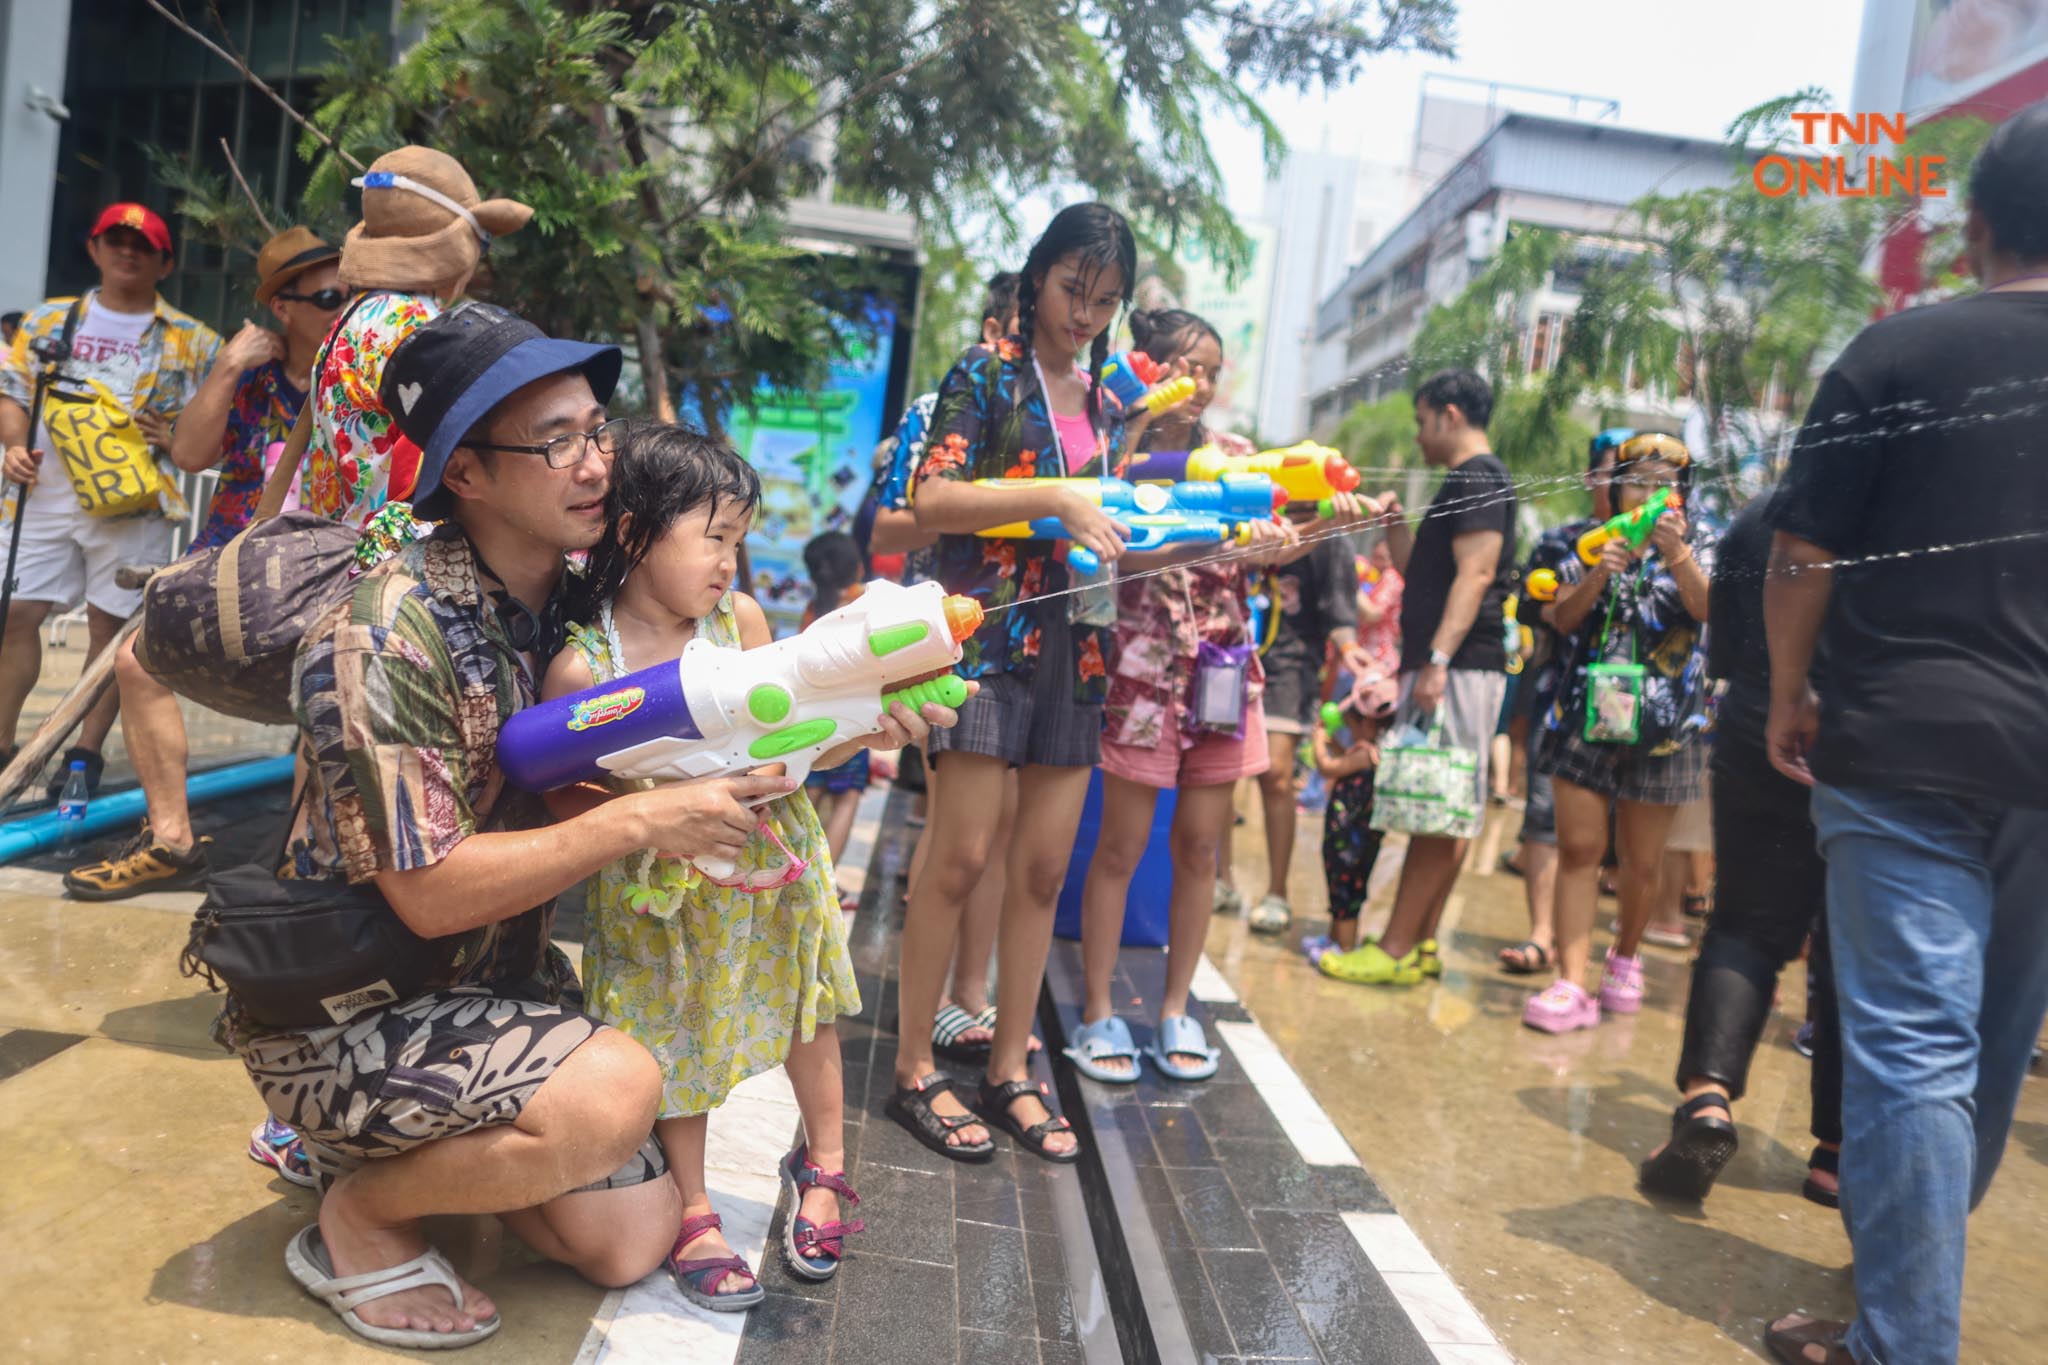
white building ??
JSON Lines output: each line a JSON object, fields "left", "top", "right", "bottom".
{"left": 1250, "top": 148, "right": 1417, "bottom": 444}
{"left": 1303, "top": 112, "right": 1741, "bottom": 437}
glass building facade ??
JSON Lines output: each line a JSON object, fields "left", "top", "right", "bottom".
{"left": 45, "top": 0, "right": 395, "bottom": 329}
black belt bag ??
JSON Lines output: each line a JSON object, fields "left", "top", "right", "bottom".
{"left": 179, "top": 781, "right": 448, "bottom": 1029}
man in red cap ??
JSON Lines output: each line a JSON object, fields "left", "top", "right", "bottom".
{"left": 0, "top": 201, "right": 220, "bottom": 797}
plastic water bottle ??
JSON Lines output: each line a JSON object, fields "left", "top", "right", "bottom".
{"left": 55, "top": 759, "right": 89, "bottom": 847}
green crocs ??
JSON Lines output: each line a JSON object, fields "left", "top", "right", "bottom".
{"left": 1418, "top": 938, "right": 1444, "bottom": 978}
{"left": 1318, "top": 941, "right": 1424, "bottom": 986}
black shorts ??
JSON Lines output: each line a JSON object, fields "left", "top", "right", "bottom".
{"left": 929, "top": 609, "right": 1102, "bottom": 769}
{"left": 1259, "top": 652, "right": 1318, "bottom": 735}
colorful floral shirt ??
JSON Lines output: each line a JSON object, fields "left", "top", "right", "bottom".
{"left": 0, "top": 291, "right": 220, "bottom": 521}
{"left": 283, "top": 527, "right": 575, "bottom": 1005}
{"left": 1356, "top": 565, "right": 1403, "bottom": 679}
{"left": 912, "top": 339, "right": 1128, "bottom": 703}
{"left": 1537, "top": 524, "right": 1720, "bottom": 754}
{"left": 304, "top": 290, "right": 441, "bottom": 528}
{"left": 192, "top": 359, "right": 305, "bottom": 550}
{"left": 1104, "top": 429, "right": 1263, "bottom": 749}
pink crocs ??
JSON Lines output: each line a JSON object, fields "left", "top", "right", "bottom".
{"left": 1599, "top": 949, "right": 1646, "bottom": 1015}
{"left": 1522, "top": 979, "right": 1600, "bottom": 1034}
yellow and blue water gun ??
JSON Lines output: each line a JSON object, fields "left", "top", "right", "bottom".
{"left": 972, "top": 474, "right": 1286, "bottom": 573}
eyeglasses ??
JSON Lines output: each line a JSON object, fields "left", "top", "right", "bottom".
{"left": 466, "top": 417, "right": 628, "bottom": 469}
{"left": 274, "top": 287, "right": 349, "bottom": 310}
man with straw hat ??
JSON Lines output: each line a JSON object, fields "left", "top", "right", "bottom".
{"left": 268, "top": 146, "right": 530, "bottom": 538}
{"left": 65, "top": 228, "right": 343, "bottom": 916}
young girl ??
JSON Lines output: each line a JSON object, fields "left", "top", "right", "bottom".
{"left": 1523, "top": 432, "right": 1715, "bottom": 1034}
{"left": 800, "top": 530, "right": 871, "bottom": 903}
{"left": 545, "top": 426, "right": 948, "bottom": 1305}
{"left": 1303, "top": 672, "right": 1398, "bottom": 966}
{"left": 1066, "top": 307, "right": 1309, "bottom": 1084}
{"left": 887, "top": 203, "right": 1146, "bottom": 1163}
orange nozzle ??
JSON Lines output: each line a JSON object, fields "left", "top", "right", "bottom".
{"left": 1323, "top": 454, "right": 1361, "bottom": 493}
{"left": 942, "top": 595, "right": 984, "bottom": 643}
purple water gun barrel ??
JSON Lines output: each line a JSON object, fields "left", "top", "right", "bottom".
{"left": 499, "top": 656, "right": 704, "bottom": 791}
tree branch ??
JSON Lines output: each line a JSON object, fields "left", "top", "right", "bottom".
{"left": 666, "top": 13, "right": 967, "bottom": 229}
{"left": 218, "top": 137, "right": 278, "bottom": 237}
{"left": 143, "top": 0, "right": 365, "bottom": 172}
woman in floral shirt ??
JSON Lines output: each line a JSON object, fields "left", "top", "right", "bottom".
{"left": 886, "top": 204, "right": 1148, "bottom": 1168}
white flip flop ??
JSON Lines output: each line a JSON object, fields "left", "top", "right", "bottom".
{"left": 285, "top": 1223, "right": 501, "bottom": 1350}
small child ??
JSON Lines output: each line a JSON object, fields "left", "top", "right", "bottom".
{"left": 545, "top": 426, "right": 918, "bottom": 1306}
{"left": 800, "top": 530, "right": 871, "bottom": 905}
{"left": 1302, "top": 673, "right": 1397, "bottom": 965}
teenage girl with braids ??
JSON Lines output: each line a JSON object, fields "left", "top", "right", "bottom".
{"left": 885, "top": 204, "right": 1160, "bottom": 1163}
{"left": 1065, "top": 308, "right": 1371, "bottom": 1083}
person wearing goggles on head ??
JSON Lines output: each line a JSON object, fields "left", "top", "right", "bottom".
{"left": 272, "top": 145, "right": 531, "bottom": 545}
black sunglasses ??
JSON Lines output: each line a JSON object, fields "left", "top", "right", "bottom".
{"left": 274, "top": 287, "right": 349, "bottom": 310}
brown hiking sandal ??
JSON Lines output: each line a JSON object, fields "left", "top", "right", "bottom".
{"left": 63, "top": 824, "right": 211, "bottom": 901}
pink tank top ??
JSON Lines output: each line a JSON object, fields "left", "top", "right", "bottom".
{"left": 1052, "top": 410, "right": 1099, "bottom": 475}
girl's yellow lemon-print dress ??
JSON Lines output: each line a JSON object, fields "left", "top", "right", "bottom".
{"left": 570, "top": 591, "right": 861, "bottom": 1118}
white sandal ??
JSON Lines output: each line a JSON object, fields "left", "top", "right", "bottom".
{"left": 285, "top": 1223, "right": 502, "bottom": 1350}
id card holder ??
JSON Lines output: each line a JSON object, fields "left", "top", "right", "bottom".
{"left": 1066, "top": 559, "right": 1119, "bottom": 626}
{"left": 1583, "top": 661, "right": 1646, "bottom": 745}
{"left": 1190, "top": 641, "right": 1253, "bottom": 738}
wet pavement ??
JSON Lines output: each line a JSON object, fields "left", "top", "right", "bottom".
{"left": 1207, "top": 798, "right": 2048, "bottom": 1363}
{"left": 1, "top": 756, "right": 2043, "bottom": 1362}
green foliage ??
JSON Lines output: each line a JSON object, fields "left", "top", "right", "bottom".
{"left": 1408, "top": 227, "right": 1562, "bottom": 382}
{"left": 1401, "top": 91, "right": 1996, "bottom": 511}
{"left": 155, "top": 0, "right": 1458, "bottom": 419}
{"left": 1329, "top": 391, "right": 1416, "bottom": 472}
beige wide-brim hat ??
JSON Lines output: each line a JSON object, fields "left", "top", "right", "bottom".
{"left": 338, "top": 146, "right": 532, "bottom": 293}
{"left": 253, "top": 225, "right": 340, "bottom": 305}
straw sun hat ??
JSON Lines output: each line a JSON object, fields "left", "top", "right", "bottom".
{"left": 338, "top": 146, "right": 532, "bottom": 293}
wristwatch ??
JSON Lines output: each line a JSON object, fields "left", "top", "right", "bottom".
{"left": 1428, "top": 649, "right": 1452, "bottom": 668}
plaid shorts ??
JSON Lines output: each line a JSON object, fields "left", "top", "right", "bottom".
{"left": 930, "top": 609, "right": 1102, "bottom": 769}
{"left": 239, "top": 989, "right": 667, "bottom": 1192}
{"left": 1535, "top": 723, "right": 1708, "bottom": 806}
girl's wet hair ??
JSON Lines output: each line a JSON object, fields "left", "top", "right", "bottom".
{"left": 1129, "top": 308, "right": 1223, "bottom": 367}
{"left": 576, "top": 422, "right": 761, "bottom": 617}
{"left": 1016, "top": 202, "right": 1137, "bottom": 430}
{"left": 1129, "top": 306, "right": 1224, "bottom": 448}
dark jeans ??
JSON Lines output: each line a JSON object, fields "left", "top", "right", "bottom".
{"left": 1674, "top": 735, "right": 1841, "bottom": 1143}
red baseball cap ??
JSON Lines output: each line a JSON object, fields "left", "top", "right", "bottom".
{"left": 90, "top": 203, "right": 173, "bottom": 255}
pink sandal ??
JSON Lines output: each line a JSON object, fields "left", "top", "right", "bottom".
{"left": 1523, "top": 979, "right": 1600, "bottom": 1034}
{"left": 780, "top": 1144, "right": 864, "bottom": 1281}
{"left": 667, "top": 1212, "right": 762, "bottom": 1311}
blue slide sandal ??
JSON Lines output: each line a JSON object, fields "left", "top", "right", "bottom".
{"left": 1063, "top": 1014, "right": 1143, "bottom": 1084}
{"left": 1147, "top": 1014, "right": 1221, "bottom": 1082}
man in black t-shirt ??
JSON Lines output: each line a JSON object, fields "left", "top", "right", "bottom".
{"left": 1761, "top": 104, "right": 2048, "bottom": 1365}
{"left": 1320, "top": 368, "right": 1515, "bottom": 987}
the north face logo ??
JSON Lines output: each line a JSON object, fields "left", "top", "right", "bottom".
{"left": 321, "top": 980, "right": 399, "bottom": 1024}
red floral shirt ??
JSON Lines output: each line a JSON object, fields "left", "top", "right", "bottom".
{"left": 1102, "top": 431, "right": 1264, "bottom": 749}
